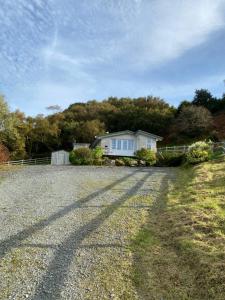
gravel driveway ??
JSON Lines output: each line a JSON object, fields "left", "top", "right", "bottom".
{"left": 0, "top": 166, "right": 175, "bottom": 300}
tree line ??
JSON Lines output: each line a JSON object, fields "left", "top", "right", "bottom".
{"left": 0, "top": 89, "right": 224, "bottom": 160}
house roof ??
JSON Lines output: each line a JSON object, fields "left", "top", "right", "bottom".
{"left": 91, "top": 130, "right": 163, "bottom": 147}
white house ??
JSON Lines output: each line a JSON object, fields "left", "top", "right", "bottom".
{"left": 92, "top": 130, "right": 163, "bottom": 157}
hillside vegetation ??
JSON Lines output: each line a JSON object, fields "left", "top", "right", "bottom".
{"left": 0, "top": 89, "right": 225, "bottom": 159}
{"left": 132, "top": 158, "right": 225, "bottom": 299}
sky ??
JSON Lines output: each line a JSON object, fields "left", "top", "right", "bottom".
{"left": 0, "top": 0, "right": 225, "bottom": 116}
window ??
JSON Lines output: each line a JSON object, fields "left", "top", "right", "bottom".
{"left": 147, "top": 139, "right": 152, "bottom": 149}
{"left": 123, "top": 140, "right": 128, "bottom": 150}
{"left": 117, "top": 140, "right": 121, "bottom": 150}
{"left": 112, "top": 139, "right": 116, "bottom": 150}
{"left": 111, "top": 138, "right": 134, "bottom": 151}
{"left": 128, "top": 140, "right": 134, "bottom": 150}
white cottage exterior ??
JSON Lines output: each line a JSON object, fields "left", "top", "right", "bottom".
{"left": 92, "top": 130, "right": 163, "bottom": 157}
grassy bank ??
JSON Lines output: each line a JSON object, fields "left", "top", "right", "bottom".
{"left": 132, "top": 159, "right": 225, "bottom": 299}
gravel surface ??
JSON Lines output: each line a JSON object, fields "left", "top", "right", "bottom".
{"left": 0, "top": 166, "right": 175, "bottom": 300}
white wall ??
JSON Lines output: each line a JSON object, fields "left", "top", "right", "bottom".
{"left": 100, "top": 134, "right": 136, "bottom": 156}
{"left": 136, "top": 135, "right": 157, "bottom": 151}
{"left": 99, "top": 133, "right": 157, "bottom": 156}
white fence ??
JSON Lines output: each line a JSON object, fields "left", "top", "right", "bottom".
{"left": 0, "top": 157, "right": 51, "bottom": 166}
{"left": 158, "top": 142, "right": 225, "bottom": 154}
{"left": 157, "top": 145, "right": 189, "bottom": 153}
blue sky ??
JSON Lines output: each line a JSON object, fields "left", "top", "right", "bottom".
{"left": 0, "top": 0, "right": 225, "bottom": 116}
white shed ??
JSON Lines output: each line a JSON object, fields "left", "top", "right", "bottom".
{"left": 51, "top": 150, "right": 70, "bottom": 165}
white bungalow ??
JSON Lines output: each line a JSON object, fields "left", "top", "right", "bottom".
{"left": 92, "top": 130, "right": 163, "bottom": 157}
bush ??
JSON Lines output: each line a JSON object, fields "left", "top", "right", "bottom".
{"left": 122, "top": 157, "right": 138, "bottom": 167}
{"left": 186, "top": 141, "right": 212, "bottom": 164}
{"left": 93, "top": 158, "right": 104, "bottom": 166}
{"left": 69, "top": 147, "right": 93, "bottom": 165}
{"left": 186, "top": 150, "right": 210, "bottom": 164}
{"left": 211, "top": 146, "right": 225, "bottom": 160}
{"left": 92, "top": 146, "right": 104, "bottom": 159}
{"left": 156, "top": 152, "right": 184, "bottom": 167}
{"left": 135, "top": 148, "right": 156, "bottom": 166}
{"left": 115, "top": 159, "right": 125, "bottom": 166}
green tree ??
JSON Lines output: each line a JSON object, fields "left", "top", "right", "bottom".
{"left": 175, "top": 105, "right": 213, "bottom": 138}
{"left": 25, "top": 114, "right": 61, "bottom": 157}
{"left": 0, "top": 96, "right": 26, "bottom": 158}
{"left": 74, "top": 120, "right": 106, "bottom": 143}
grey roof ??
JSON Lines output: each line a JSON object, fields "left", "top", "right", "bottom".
{"left": 95, "top": 130, "right": 163, "bottom": 141}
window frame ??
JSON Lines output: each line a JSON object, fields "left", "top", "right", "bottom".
{"left": 112, "top": 139, "right": 116, "bottom": 150}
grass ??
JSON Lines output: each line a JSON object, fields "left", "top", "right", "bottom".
{"left": 0, "top": 165, "right": 20, "bottom": 179}
{"left": 78, "top": 192, "right": 153, "bottom": 300}
{"left": 132, "top": 158, "right": 225, "bottom": 299}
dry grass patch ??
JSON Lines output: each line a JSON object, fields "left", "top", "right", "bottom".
{"left": 132, "top": 159, "right": 225, "bottom": 299}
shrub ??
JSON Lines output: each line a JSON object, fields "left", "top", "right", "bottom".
{"left": 93, "top": 158, "right": 104, "bottom": 166}
{"left": 103, "top": 157, "right": 113, "bottom": 166}
{"left": 211, "top": 146, "right": 225, "bottom": 160}
{"left": 92, "top": 146, "right": 104, "bottom": 159}
{"left": 122, "top": 157, "right": 138, "bottom": 167}
{"left": 115, "top": 159, "right": 125, "bottom": 166}
{"left": 186, "top": 150, "right": 210, "bottom": 164}
{"left": 135, "top": 148, "right": 156, "bottom": 166}
{"left": 156, "top": 152, "right": 185, "bottom": 167}
{"left": 186, "top": 141, "right": 212, "bottom": 164}
{"left": 69, "top": 147, "right": 93, "bottom": 165}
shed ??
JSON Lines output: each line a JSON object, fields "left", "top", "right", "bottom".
{"left": 51, "top": 150, "right": 70, "bottom": 165}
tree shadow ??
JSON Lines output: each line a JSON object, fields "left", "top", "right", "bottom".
{"left": 0, "top": 169, "right": 140, "bottom": 259}
{"left": 31, "top": 171, "right": 152, "bottom": 299}
{"left": 131, "top": 174, "right": 175, "bottom": 299}
{"left": 17, "top": 242, "right": 124, "bottom": 250}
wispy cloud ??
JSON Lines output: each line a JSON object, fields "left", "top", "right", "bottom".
{"left": 0, "top": 0, "right": 224, "bottom": 114}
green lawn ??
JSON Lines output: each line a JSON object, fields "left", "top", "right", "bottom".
{"left": 132, "top": 158, "right": 225, "bottom": 299}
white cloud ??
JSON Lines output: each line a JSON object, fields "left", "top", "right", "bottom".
{"left": 41, "top": 0, "right": 225, "bottom": 72}
{"left": 117, "top": 0, "right": 225, "bottom": 68}
{"left": 0, "top": 0, "right": 225, "bottom": 114}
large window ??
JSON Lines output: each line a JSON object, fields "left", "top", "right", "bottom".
{"left": 112, "top": 139, "right": 116, "bottom": 150}
{"left": 122, "top": 140, "right": 128, "bottom": 150}
{"left": 147, "top": 138, "right": 152, "bottom": 149}
{"left": 111, "top": 139, "right": 134, "bottom": 151}
{"left": 128, "top": 140, "right": 134, "bottom": 150}
{"left": 117, "top": 139, "right": 121, "bottom": 150}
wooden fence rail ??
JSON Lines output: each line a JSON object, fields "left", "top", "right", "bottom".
{"left": 0, "top": 157, "right": 51, "bottom": 166}
{"left": 158, "top": 142, "right": 225, "bottom": 154}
